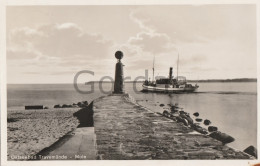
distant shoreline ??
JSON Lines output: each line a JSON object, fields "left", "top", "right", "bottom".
{"left": 187, "top": 78, "right": 257, "bottom": 83}
{"left": 7, "top": 78, "right": 257, "bottom": 84}
{"left": 86, "top": 78, "right": 257, "bottom": 83}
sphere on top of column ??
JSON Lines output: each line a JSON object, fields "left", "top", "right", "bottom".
{"left": 115, "top": 51, "right": 124, "bottom": 60}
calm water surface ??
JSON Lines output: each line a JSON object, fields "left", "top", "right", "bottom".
{"left": 7, "top": 82, "right": 257, "bottom": 151}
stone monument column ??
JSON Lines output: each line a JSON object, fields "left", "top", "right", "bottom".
{"left": 113, "top": 51, "right": 125, "bottom": 94}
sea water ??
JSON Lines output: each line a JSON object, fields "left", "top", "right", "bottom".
{"left": 7, "top": 82, "right": 257, "bottom": 151}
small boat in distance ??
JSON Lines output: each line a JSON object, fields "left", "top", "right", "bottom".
{"left": 142, "top": 54, "right": 199, "bottom": 93}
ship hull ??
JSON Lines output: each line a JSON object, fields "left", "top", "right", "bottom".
{"left": 142, "top": 85, "right": 198, "bottom": 93}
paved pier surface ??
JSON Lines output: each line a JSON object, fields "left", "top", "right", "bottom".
{"left": 39, "top": 127, "right": 97, "bottom": 160}
{"left": 93, "top": 94, "right": 252, "bottom": 160}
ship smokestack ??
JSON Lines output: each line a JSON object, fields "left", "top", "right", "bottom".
{"left": 169, "top": 67, "right": 173, "bottom": 81}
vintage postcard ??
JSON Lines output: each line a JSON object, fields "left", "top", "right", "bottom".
{"left": 0, "top": 0, "right": 259, "bottom": 166}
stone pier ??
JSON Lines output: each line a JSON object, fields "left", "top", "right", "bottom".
{"left": 93, "top": 94, "right": 252, "bottom": 160}
{"left": 39, "top": 94, "right": 253, "bottom": 160}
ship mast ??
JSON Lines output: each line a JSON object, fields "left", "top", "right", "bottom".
{"left": 152, "top": 55, "right": 155, "bottom": 82}
{"left": 177, "top": 52, "right": 179, "bottom": 81}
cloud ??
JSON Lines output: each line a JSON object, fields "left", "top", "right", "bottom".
{"left": 111, "top": 10, "right": 179, "bottom": 74}
{"left": 22, "top": 70, "right": 76, "bottom": 75}
{"left": 129, "top": 10, "right": 153, "bottom": 33}
{"left": 7, "top": 23, "right": 114, "bottom": 63}
{"left": 6, "top": 6, "right": 256, "bottom": 83}
{"left": 55, "top": 22, "right": 82, "bottom": 30}
{"left": 189, "top": 66, "right": 216, "bottom": 72}
{"left": 7, "top": 23, "right": 117, "bottom": 83}
{"left": 129, "top": 32, "right": 175, "bottom": 54}
{"left": 7, "top": 50, "right": 39, "bottom": 60}
{"left": 126, "top": 58, "right": 153, "bottom": 70}
{"left": 116, "top": 9, "right": 177, "bottom": 67}
{"left": 179, "top": 54, "right": 208, "bottom": 65}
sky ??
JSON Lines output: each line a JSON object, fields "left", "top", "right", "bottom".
{"left": 6, "top": 5, "right": 257, "bottom": 83}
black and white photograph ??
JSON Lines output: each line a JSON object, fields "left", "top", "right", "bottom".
{"left": 0, "top": 1, "right": 259, "bottom": 165}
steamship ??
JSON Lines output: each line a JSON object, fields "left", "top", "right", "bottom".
{"left": 142, "top": 53, "right": 199, "bottom": 93}
{"left": 142, "top": 67, "right": 199, "bottom": 93}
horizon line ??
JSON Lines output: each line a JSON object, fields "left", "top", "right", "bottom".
{"left": 6, "top": 77, "right": 257, "bottom": 84}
